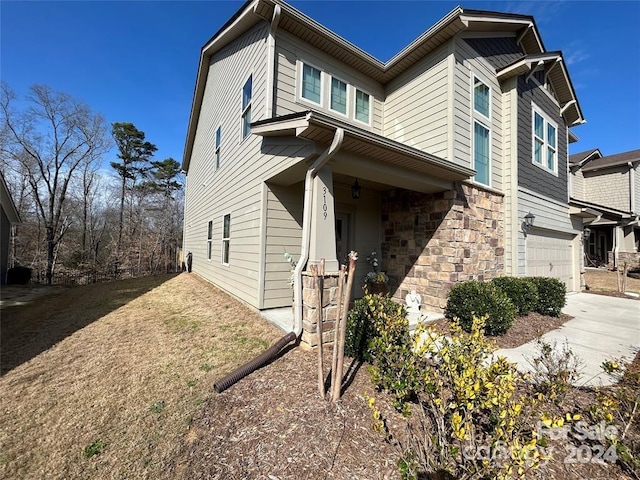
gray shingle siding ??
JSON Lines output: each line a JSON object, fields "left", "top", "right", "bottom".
{"left": 463, "top": 38, "right": 523, "bottom": 70}
{"left": 517, "top": 76, "right": 568, "bottom": 203}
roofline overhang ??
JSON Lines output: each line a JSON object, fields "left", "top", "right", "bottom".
{"left": 251, "top": 111, "right": 475, "bottom": 182}
{"left": 570, "top": 198, "right": 634, "bottom": 220}
{"left": 569, "top": 148, "right": 603, "bottom": 170}
{"left": 0, "top": 173, "right": 21, "bottom": 224}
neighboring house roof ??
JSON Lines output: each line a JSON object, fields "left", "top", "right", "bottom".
{"left": 183, "top": 0, "right": 585, "bottom": 171}
{"left": 0, "top": 173, "right": 20, "bottom": 224}
{"left": 581, "top": 148, "right": 640, "bottom": 173}
{"left": 570, "top": 198, "right": 638, "bottom": 223}
{"left": 569, "top": 148, "right": 602, "bottom": 166}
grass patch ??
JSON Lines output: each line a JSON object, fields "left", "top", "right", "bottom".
{"left": 84, "top": 440, "right": 107, "bottom": 458}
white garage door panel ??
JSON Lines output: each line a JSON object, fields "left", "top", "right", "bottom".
{"left": 526, "top": 231, "right": 574, "bottom": 289}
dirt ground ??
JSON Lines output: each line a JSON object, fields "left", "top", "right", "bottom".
{"left": 585, "top": 267, "right": 640, "bottom": 296}
{"left": 1, "top": 273, "right": 635, "bottom": 479}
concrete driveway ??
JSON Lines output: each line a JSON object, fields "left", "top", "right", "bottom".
{"left": 497, "top": 293, "right": 640, "bottom": 386}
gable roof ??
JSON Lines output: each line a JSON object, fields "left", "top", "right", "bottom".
{"left": 581, "top": 148, "right": 640, "bottom": 172}
{"left": 183, "top": 0, "right": 585, "bottom": 170}
{"left": 569, "top": 148, "right": 602, "bottom": 166}
{"left": 0, "top": 173, "right": 20, "bottom": 224}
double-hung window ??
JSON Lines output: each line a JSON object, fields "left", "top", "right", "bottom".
{"left": 532, "top": 106, "right": 557, "bottom": 174}
{"left": 222, "top": 214, "right": 230, "bottom": 265}
{"left": 207, "top": 221, "right": 213, "bottom": 260}
{"left": 241, "top": 75, "right": 252, "bottom": 139}
{"left": 472, "top": 76, "right": 491, "bottom": 186}
{"left": 330, "top": 77, "right": 347, "bottom": 115}
{"left": 301, "top": 64, "right": 322, "bottom": 104}
{"left": 354, "top": 88, "right": 370, "bottom": 124}
{"left": 214, "top": 126, "right": 221, "bottom": 169}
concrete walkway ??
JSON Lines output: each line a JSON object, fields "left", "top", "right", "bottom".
{"left": 497, "top": 293, "right": 640, "bottom": 386}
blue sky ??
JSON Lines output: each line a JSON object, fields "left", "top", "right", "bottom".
{"left": 2, "top": 0, "right": 639, "bottom": 168}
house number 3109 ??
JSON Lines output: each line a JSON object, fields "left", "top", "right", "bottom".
{"left": 322, "top": 187, "right": 327, "bottom": 219}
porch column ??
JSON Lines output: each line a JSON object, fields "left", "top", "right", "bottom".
{"left": 308, "top": 165, "right": 339, "bottom": 272}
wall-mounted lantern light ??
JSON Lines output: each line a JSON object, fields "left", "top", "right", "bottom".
{"left": 351, "top": 178, "right": 361, "bottom": 199}
{"left": 583, "top": 227, "right": 591, "bottom": 240}
{"left": 523, "top": 212, "right": 535, "bottom": 234}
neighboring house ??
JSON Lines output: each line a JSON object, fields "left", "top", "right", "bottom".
{"left": 570, "top": 148, "right": 640, "bottom": 268}
{"left": 1, "top": 173, "right": 21, "bottom": 284}
{"left": 181, "top": 0, "right": 586, "bottom": 337}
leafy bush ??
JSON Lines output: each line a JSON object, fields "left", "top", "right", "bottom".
{"left": 344, "top": 294, "right": 406, "bottom": 361}
{"left": 6, "top": 266, "right": 32, "bottom": 285}
{"left": 491, "top": 276, "right": 539, "bottom": 316}
{"left": 445, "top": 280, "right": 516, "bottom": 335}
{"left": 527, "top": 277, "right": 566, "bottom": 316}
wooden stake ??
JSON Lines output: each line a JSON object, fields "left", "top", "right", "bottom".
{"left": 312, "top": 262, "right": 326, "bottom": 398}
{"left": 330, "top": 264, "right": 346, "bottom": 399}
{"left": 332, "top": 251, "right": 358, "bottom": 403}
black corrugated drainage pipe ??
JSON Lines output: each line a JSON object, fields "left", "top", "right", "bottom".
{"left": 213, "top": 331, "right": 297, "bottom": 393}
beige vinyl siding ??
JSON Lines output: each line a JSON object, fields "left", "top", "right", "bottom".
{"left": 502, "top": 77, "right": 518, "bottom": 275}
{"left": 262, "top": 182, "right": 303, "bottom": 308}
{"left": 634, "top": 165, "right": 640, "bottom": 214}
{"left": 183, "top": 22, "right": 269, "bottom": 307}
{"left": 383, "top": 43, "right": 450, "bottom": 160}
{"left": 571, "top": 168, "right": 585, "bottom": 200}
{"left": 273, "top": 31, "right": 384, "bottom": 132}
{"left": 583, "top": 167, "right": 631, "bottom": 212}
{"left": 453, "top": 38, "right": 504, "bottom": 190}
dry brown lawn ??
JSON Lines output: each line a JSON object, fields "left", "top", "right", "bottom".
{"left": 0, "top": 273, "right": 282, "bottom": 480}
{"left": 585, "top": 268, "right": 640, "bottom": 296}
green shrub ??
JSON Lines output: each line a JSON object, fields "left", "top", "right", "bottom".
{"left": 445, "top": 280, "right": 516, "bottom": 335}
{"left": 527, "top": 277, "right": 566, "bottom": 316}
{"left": 491, "top": 276, "right": 539, "bottom": 316}
{"left": 344, "top": 294, "right": 406, "bottom": 361}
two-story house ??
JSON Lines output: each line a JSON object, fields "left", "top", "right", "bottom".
{"left": 570, "top": 148, "right": 640, "bottom": 268}
{"left": 181, "top": 0, "right": 585, "bottom": 342}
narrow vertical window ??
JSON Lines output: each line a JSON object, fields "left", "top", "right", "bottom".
{"left": 473, "top": 122, "right": 490, "bottom": 186}
{"left": 330, "top": 77, "right": 347, "bottom": 115}
{"left": 547, "top": 123, "right": 557, "bottom": 170}
{"left": 531, "top": 106, "right": 558, "bottom": 173}
{"left": 222, "top": 214, "right": 230, "bottom": 265}
{"left": 473, "top": 77, "right": 490, "bottom": 118}
{"left": 355, "top": 89, "right": 370, "bottom": 124}
{"left": 207, "top": 220, "right": 213, "bottom": 260}
{"left": 214, "top": 126, "right": 221, "bottom": 169}
{"left": 533, "top": 112, "right": 544, "bottom": 165}
{"left": 301, "top": 64, "right": 321, "bottom": 104}
{"left": 241, "top": 75, "right": 252, "bottom": 139}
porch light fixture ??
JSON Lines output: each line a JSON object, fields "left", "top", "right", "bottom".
{"left": 351, "top": 178, "right": 361, "bottom": 199}
{"left": 523, "top": 212, "right": 535, "bottom": 233}
{"left": 583, "top": 227, "right": 591, "bottom": 240}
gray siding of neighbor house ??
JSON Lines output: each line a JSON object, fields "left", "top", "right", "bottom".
{"left": 517, "top": 76, "right": 568, "bottom": 204}
{"left": 1, "top": 207, "right": 9, "bottom": 284}
{"left": 183, "top": 22, "right": 270, "bottom": 308}
{"left": 273, "top": 31, "right": 384, "bottom": 133}
{"left": 583, "top": 166, "right": 631, "bottom": 212}
{"left": 383, "top": 43, "right": 451, "bottom": 162}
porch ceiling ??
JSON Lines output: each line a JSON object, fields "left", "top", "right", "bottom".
{"left": 252, "top": 111, "right": 475, "bottom": 193}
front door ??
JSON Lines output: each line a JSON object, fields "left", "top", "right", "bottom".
{"left": 335, "top": 212, "right": 351, "bottom": 266}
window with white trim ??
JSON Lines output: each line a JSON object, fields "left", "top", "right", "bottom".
{"left": 241, "top": 75, "right": 252, "bottom": 139}
{"left": 532, "top": 106, "right": 557, "bottom": 174}
{"left": 354, "top": 88, "right": 370, "bottom": 124}
{"left": 222, "top": 214, "right": 230, "bottom": 265}
{"left": 330, "top": 77, "right": 347, "bottom": 115}
{"left": 472, "top": 76, "right": 491, "bottom": 186}
{"left": 207, "top": 220, "right": 213, "bottom": 260}
{"left": 301, "top": 64, "right": 321, "bottom": 104}
{"left": 214, "top": 126, "right": 221, "bottom": 169}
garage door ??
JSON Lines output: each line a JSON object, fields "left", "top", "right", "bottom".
{"left": 526, "top": 230, "right": 575, "bottom": 290}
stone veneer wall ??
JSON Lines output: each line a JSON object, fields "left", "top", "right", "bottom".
{"left": 300, "top": 272, "right": 343, "bottom": 347}
{"left": 381, "top": 183, "right": 504, "bottom": 312}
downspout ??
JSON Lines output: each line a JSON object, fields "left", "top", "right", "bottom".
{"left": 265, "top": 4, "right": 281, "bottom": 118}
{"left": 213, "top": 126, "right": 344, "bottom": 393}
{"left": 292, "top": 127, "right": 345, "bottom": 336}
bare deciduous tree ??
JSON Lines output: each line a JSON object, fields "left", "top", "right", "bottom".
{"left": 0, "top": 83, "right": 111, "bottom": 284}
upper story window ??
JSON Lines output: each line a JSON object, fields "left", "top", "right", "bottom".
{"left": 241, "top": 75, "right": 252, "bottom": 139}
{"left": 214, "top": 126, "right": 221, "bottom": 169}
{"left": 473, "top": 77, "right": 490, "bottom": 119}
{"left": 222, "top": 213, "right": 231, "bottom": 265}
{"left": 354, "top": 89, "right": 370, "bottom": 124}
{"left": 532, "top": 105, "right": 558, "bottom": 174}
{"left": 301, "top": 64, "right": 322, "bottom": 104}
{"left": 330, "top": 77, "right": 347, "bottom": 115}
{"left": 472, "top": 75, "right": 491, "bottom": 186}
